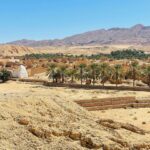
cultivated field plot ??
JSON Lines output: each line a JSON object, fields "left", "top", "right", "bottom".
{"left": 75, "top": 97, "right": 150, "bottom": 111}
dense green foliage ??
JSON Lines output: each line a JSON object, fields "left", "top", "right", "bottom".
{"left": 88, "top": 49, "right": 150, "bottom": 59}
{"left": 23, "top": 49, "right": 150, "bottom": 60}
{"left": 110, "top": 49, "right": 149, "bottom": 59}
{"left": 24, "top": 53, "right": 64, "bottom": 59}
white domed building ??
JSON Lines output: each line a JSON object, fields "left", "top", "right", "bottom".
{"left": 12, "top": 65, "right": 28, "bottom": 79}
{"left": 18, "top": 65, "right": 28, "bottom": 78}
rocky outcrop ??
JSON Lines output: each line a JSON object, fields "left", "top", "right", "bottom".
{"left": 0, "top": 45, "right": 36, "bottom": 56}
{"left": 97, "top": 119, "right": 146, "bottom": 135}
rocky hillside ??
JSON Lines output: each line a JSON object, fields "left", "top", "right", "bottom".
{"left": 0, "top": 45, "right": 37, "bottom": 56}
{"left": 7, "top": 24, "right": 150, "bottom": 47}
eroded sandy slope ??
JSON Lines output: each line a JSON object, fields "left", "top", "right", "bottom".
{"left": 0, "top": 82, "right": 150, "bottom": 149}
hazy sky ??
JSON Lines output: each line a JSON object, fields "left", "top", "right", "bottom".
{"left": 0, "top": 0, "right": 150, "bottom": 42}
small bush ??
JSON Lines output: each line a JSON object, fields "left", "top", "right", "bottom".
{"left": 0, "top": 69, "right": 11, "bottom": 83}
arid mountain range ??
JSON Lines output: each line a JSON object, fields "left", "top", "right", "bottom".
{"left": 1, "top": 24, "right": 150, "bottom": 56}
{"left": 6, "top": 24, "right": 150, "bottom": 47}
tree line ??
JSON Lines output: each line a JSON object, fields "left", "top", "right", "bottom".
{"left": 24, "top": 49, "right": 150, "bottom": 60}
{"left": 47, "top": 60, "right": 150, "bottom": 88}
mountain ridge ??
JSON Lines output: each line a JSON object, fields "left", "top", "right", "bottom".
{"left": 6, "top": 24, "right": 150, "bottom": 47}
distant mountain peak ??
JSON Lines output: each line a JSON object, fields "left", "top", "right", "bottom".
{"left": 131, "top": 24, "right": 145, "bottom": 29}
{"left": 6, "top": 24, "right": 150, "bottom": 47}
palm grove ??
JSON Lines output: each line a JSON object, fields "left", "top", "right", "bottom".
{"left": 47, "top": 60, "right": 150, "bottom": 88}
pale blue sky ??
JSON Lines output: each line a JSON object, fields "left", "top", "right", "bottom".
{"left": 0, "top": 0, "right": 150, "bottom": 42}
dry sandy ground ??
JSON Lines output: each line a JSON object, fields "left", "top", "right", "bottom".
{"left": 2, "top": 44, "right": 150, "bottom": 57}
{"left": 36, "top": 44, "right": 150, "bottom": 55}
{"left": 93, "top": 108, "right": 150, "bottom": 132}
{"left": 0, "top": 81, "right": 150, "bottom": 149}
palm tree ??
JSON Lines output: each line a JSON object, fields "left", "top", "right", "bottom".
{"left": 52, "top": 70, "right": 61, "bottom": 83}
{"left": 100, "top": 63, "right": 109, "bottom": 87}
{"left": 83, "top": 66, "right": 92, "bottom": 85}
{"left": 90, "top": 63, "right": 98, "bottom": 85}
{"left": 59, "top": 64, "right": 68, "bottom": 83}
{"left": 78, "top": 63, "right": 86, "bottom": 85}
{"left": 113, "top": 64, "right": 123, "bottom": 87}
{"left": 66, "top": 68, "right": 77, "bottom": 83}
{"left": 47, "top": 63, "right": 57, "bottom": 83}
{"left": 130, "top": 61, "right": 139, "bottom": 87}
{"left": 143, "top": 65, "right": 150, "bottom": 87}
